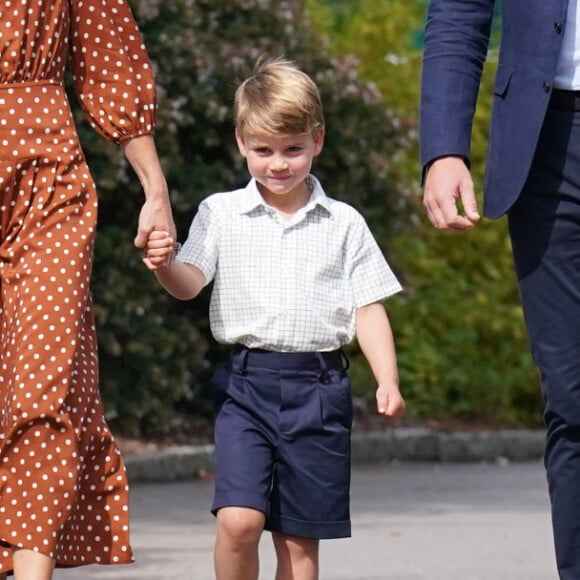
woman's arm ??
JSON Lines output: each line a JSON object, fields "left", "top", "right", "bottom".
{"left": 121, "top": 135, "right": 176, "bottom": 261}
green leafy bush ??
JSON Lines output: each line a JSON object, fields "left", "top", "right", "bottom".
{"left": 312, "top": 0, "right": 543, "bottom": 426}
{"left": 73, "top": 0, "right": 409, "bottom": 436}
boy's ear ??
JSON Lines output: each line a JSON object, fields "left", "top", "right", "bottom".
{"left": 235, "top": 129, "right": 247, "bottom": 157}
{"left": 313, "top": 128, "right": 325, "bottom": 156}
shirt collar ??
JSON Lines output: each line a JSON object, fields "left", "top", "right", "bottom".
{"left": 239, "top": 176, "right": 332, "bottom": 217}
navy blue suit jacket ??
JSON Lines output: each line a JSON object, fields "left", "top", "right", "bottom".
{"left": 420, "top": 0, "right": 569, "bottom": 218}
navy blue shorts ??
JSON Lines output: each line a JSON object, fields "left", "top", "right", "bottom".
{"left": 211, "top": 346, "right": 353, "bottom": 539}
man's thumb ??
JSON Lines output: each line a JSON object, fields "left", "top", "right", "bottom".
{"left": 461, "top": 182, "right": 480, "bottom": 220}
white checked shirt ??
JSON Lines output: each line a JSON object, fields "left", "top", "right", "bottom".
{"left": 178, "top": 176, "right": 402, "bottom": 352}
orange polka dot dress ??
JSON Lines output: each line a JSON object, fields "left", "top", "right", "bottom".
{"left": 0, "top": 0, "right": 157, "bottom": 573}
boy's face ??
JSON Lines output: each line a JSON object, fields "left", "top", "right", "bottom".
{"left": 236, "top": 129, "right": 324, "bottom": 201}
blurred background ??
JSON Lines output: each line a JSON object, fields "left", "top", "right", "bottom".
{"left": 71, "top": 0, "right": 541, "bottom": 441}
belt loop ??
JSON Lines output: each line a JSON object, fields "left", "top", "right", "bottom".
{"left": 231, "top": 346, "right": 249, "bottom": 375}
{"left": 339, "top": 348, "right": 350, "bottom": 370}
{"left": 315, "top": 352, "right": 330, "bottom": 382}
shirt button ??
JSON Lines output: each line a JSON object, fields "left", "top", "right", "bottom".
{"left": 543, "top": 82, "right": 552, "bottom": 93}
{"left": 554, "top": 22, "right": 562, "bottom": 33}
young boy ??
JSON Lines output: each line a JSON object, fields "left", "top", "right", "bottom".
{"left": 146, "top": 58, "right": 405, "bottom": 580}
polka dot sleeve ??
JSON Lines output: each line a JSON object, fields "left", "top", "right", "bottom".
{"left": 68, "top": 0, "right": 157, "bottom": 144}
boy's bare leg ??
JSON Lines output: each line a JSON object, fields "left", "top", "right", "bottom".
{"left": 12, "top": 548, "right": 55, "bottom": 580}
{"left": 214, "top": 507, "right": 265, "bottom": 580}
{"left": 272, "top": 532, "right": 319, "bottom": 580}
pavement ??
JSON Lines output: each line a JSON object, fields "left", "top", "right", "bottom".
{"left": 121, "top": 427, "right": 547, "bottom": 484}
{"left": 55, "top": 460, "right": 556, "bottom": 580}
{"left": 51, "top": 427, "right": 558, "bottom": 580}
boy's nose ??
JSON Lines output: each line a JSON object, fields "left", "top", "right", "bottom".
{"left": 270, "top": 156, "right": 289, "bottom": 170}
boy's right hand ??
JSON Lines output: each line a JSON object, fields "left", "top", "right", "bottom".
{"left": 143, "top": 230, "right": 178, "bottom": 271}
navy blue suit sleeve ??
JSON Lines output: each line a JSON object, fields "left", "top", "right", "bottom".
{"left": 420, "top": 0, "right": 496, "bottom": 170}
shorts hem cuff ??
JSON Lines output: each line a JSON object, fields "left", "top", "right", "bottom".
{"left": 266, "top": 515, "right": 351, "bottom": 539}
{"left": 211, "top": 495, "right": 267, "bottom": 517}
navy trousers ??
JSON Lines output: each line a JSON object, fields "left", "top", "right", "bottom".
{"left": 508, "top": 101, "right": 580, "bottom": 580}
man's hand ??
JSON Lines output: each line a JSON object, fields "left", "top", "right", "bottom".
{"left": 423, "top": 156, "right": 481, "bottom": 231}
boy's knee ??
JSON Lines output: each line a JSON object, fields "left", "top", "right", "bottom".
{"left": 217, "top": 506, "right": 265, "bottom": 547}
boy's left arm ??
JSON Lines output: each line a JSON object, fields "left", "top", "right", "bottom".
{"left": 356, "top": 302, "right": 405, "bottom": 419}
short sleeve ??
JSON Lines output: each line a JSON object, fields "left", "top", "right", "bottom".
{"left": 68, "top": 0, "right": 157, "bottom": 144}
{"left": 347, "top": 214, "right": 402, "bottom": 307}
{"left": 178, "top": 201, "right": 220, "bottom": 285}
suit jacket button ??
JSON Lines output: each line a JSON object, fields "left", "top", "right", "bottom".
{"left": 543, "top": 82, "right": 552, "bottom": 92}
{"left": 554, "top": 22, "right": 562, "bottom": 33}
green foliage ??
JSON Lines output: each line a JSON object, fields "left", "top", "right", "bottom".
{"left": 75, "top": 0, "right": 542, "bottom": 435}
{"left": 308, "top": 0, "right": 425, "bottom": 116}
{"left": 311, "top": 0, "right": 543, "bottom": 426}
{"left": 90, "top": 227, "right": 211, "bottom": 437}
{"left": 388, "top": 220, "right": 541, "bottom": 425}
{"left": 75, "top": 0, "right": 410, "bottom": 436}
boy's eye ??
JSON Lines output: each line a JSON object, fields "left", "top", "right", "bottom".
{"left": 254, "top": 147, "right": 271, "bottom": 154}
{"left": 287, "top": 146, "right": 303, "bottom": 153}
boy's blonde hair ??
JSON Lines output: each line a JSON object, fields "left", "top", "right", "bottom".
{"left": 234, "top": 57, "right": 324, "bottom": 137}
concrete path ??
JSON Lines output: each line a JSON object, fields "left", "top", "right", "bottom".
{"left": 56, "top": 461, "right": 556, "bottom": 580}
